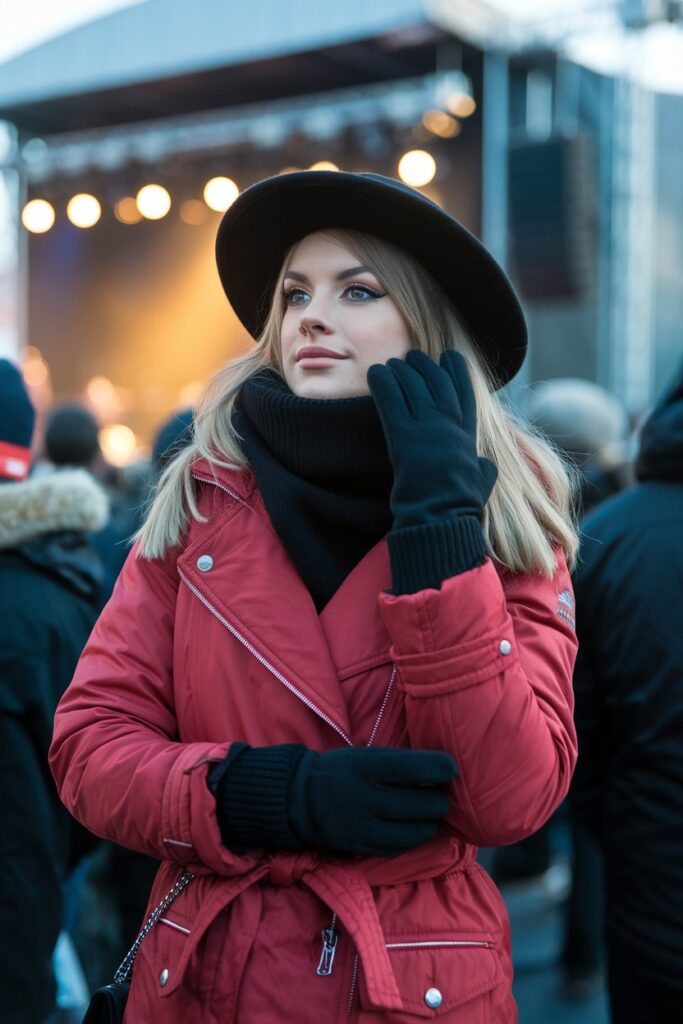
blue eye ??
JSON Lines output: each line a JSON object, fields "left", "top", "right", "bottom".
{"left": 283, "top": 287, "right": 309, "bottom": 306}
{"left": 343, "top": 284, "right": 385, "bottom": 302}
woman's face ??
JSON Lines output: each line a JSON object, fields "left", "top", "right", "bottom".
{"left": 279, "top": 232, "right": 412, "bottom": 399}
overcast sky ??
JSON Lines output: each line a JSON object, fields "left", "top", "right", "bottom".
{"left": 0, "top": 0, "right": 681, "bottom": 92}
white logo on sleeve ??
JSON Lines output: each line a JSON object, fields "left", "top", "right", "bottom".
{"left": 556, "top": 589, "right": 575, "bottom": 629}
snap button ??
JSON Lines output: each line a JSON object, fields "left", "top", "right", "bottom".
{"left": 197, "top": 554, "right": 213, "bottom": 572}
{"left": 499, "top": 639, "right": 512, "bottom": 655}
{"left": 424, "top": 987, "right": 443, "bottom": 1009}
{"left": 159, "top": 967, "right": 169, "bottom": 987}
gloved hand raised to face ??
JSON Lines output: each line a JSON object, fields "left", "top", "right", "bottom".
{"left": 209, "top": 743, "right": 457, "bottom": 858}
{"left": 367, "top": 350, "right": 498, "bottom": 593}
{"left": 367, "top": 349, "right": 498, "bottom": 530}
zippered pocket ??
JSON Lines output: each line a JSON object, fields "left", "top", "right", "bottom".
{"left": 354, "top": 933, "right": 502, "bottom": 1020}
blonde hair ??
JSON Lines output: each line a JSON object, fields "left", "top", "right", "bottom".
{"left": 137, "top": 228, "right": 579, "bottom": 575}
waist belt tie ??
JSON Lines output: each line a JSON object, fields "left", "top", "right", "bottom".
{"left": 256, "top": 851, "right": 403, "bottom": 1010}
{"left": 164, "top": 838, "right": 462, "bottom": 1011}
{"left": 304, "top": 862, "right": 403, "bottom": 1010}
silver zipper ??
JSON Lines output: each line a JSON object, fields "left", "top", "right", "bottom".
{"left": 346, "top": 954, "right": 359, "bottom": 1016}
{"left": 385, "top": 940, "right": 492, "bottom": 950}
{"left": 316, "top": 920, "right": 339, "bottom": 976}
{"left": 158, "top": 917, "right": 191, "bottom": 935}
{"left": 190, "top": 473, "right": 251, "bottom": 506}
{"left": 366, "top": 667, "right": 396, "bottom": 747}
{"left": 342, "top": 940, "right": 491, "bottom": 1008}
{"left": 178, "top": 568, "right": 352, "bottom": 745}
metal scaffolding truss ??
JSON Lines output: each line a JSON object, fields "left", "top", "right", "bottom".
{"left": 7, "top": 74, "right": 452, "bottom": 183}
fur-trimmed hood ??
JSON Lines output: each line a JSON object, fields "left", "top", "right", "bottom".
{"left": 0, "top": 469, "right": 109, "bottom": 550}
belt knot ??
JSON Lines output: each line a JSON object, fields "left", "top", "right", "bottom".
{"left": 267, "top": 851, "right": 319, "bottom": 887}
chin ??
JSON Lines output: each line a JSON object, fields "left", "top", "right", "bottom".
{"left": 291, "top": 375, "right": 367, "bottom": 401}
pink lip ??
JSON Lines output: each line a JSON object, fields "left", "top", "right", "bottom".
{"left": 296, "top": 347, "right": 348, "bottom": 362}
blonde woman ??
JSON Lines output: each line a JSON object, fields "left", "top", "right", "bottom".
{"left": 50, "top": 171, "right": 578, "bottom": 1023}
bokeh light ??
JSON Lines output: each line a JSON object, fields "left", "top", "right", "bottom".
{"left": 21, "top": 199, "right": 55, "bottom": 233}
{"left": 203, "top": 176, "right": 239, "bottom": 212}
{"left": 114, "top": 197, "right": 143, "bottom": 224}
{"left": 421, "top": 110, "right": 461, "bottom": 139}
{"left": 22, "top": 346, "right": 50, "bottom": 387}
{"left": 397, "top": 150, "right": 437, "bottom": 188}
{"left": 66, "top": 193, "right": 102, "bottom": 228}
{"left": 446, "top": 93, "right": 477, "bottom": 118}
{"left": 99, "top": 424, "right": 138, "bottom": 466}
{"left": 309, "top": 161, "right": 339, "bottom": 171}
{"left": 179, "top": 199, "right": 208, "bottom": 225}
{"left": 136, "top": 184, "right": 171, "bottom": 220}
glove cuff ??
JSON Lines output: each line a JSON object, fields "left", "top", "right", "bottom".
{"left": 387, "top": 516, "right": 487, "bottom": 595}
{"left": 210, "top": 743, "right": 308, "bottom": 852}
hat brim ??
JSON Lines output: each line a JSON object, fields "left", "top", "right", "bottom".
{"left": 216, "top": 171, "right": 527, "bottom": 386}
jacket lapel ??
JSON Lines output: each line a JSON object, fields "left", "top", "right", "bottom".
{"left": 182, "top": 464, "right": 352, "bottom": 743}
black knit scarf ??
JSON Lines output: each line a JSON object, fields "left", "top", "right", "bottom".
{"left": 234, "top": 369, "right": 393, "bottom": 611}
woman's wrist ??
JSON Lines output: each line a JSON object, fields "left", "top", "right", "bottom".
{"left": 387, "top": 516, "right": 487, "bottom": 595}
{"left": 209, "top": 743, "right": 308, "bottom": 853}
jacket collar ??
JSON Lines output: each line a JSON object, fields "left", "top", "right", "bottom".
{"left": 190, "top": 455, "right": 253, "bottom": 492}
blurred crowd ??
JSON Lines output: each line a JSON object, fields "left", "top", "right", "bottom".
{"left": 1, "top": 354, "right": 682, "bottom": 1023}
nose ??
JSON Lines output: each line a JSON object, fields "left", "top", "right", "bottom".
{"left": 298, "top": 315, "right": 333, "bottom": 338}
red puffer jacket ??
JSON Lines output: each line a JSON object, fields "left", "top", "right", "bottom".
{"left": 50, "top": 459, "right": 577, "bottom": 1024}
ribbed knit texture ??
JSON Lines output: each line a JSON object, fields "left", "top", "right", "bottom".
{"left": 211, "top": 743, "right": 308, "bottom": 852}
{"left": 235, "top": 368, "right": 487, "bottom": 603}
{"left": 387, "top": 516, "right": 487, "bottom": 595}
{"left": 235, "top": 369, "right": 393, "bottom": 611}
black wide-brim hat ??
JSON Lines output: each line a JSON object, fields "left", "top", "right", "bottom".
{"left": 216, "top": 171, "right": 527, "bottom": 385}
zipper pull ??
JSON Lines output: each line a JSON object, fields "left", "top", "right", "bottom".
{"left": 316, "top": 926, "right": 339, "bottom": 976}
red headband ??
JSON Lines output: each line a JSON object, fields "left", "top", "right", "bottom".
{"left": 0, "top": 440, "right": 31, "bottom": 480}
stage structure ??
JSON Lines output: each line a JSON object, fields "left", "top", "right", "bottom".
{"left": 0, "top": 1, "right": 503, "bottom": 456}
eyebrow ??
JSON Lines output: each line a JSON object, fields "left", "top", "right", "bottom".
{"left": 284, "top": 265, "right": 374, "bottom": 283}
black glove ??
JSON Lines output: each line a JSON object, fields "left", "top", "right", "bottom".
{"left": 209, "top": 743, "right": 456, "bottom": 857}
{"left": 367, "top": 349, "right": 498, "bottom": 593}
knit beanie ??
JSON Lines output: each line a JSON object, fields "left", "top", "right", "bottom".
{"left": 0, "top": 359, "right": 35, "bottom": 480}
{"left": 45, "top": 403, "right": 100, "bottom": 467}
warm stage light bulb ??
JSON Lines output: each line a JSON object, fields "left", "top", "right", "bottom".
{"left": 203, "top": 176, "right": 239, "bottom": 212}
{"left": 21, "top": 199, "right": 55, "bottom": 233}
{"left": 136, "top": 184, "right": 171, "bottom": 220}
{"left": 397, "top": 150, "right": 437, "bottom": 188}
{"left": 67, "top": 193, "right": 101, "bottom": 228}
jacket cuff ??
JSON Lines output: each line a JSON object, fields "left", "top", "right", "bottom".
{"left": 211, "top": 743, "right": 307, "bottom": 852}
{"left": 387, "top": 517, "right": 487, "bottom": 595}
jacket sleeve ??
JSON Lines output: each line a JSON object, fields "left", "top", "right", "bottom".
{"left": 49, "top": 543, "right": 257, "bottom": 878}
{"left": 378, "top": 552, "right": 577, "bottom": 847}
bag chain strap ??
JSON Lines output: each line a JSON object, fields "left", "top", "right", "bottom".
{"left": 114, "top": 870, "right": 194, "bottom": 984}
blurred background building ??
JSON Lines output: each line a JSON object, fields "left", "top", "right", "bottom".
{"left": 0, "top": 0, "right": 681, "bottom": 467}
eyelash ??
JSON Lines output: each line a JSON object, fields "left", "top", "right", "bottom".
{"left": 282, "top": 283, "right": 386, "bottom": 306}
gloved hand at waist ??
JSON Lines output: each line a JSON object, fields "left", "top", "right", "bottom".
{"left": 208, "top": 743, "right": 457, "bottom": 858}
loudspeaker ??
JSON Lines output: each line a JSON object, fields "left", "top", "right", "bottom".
{"left": 508, "top": 134, "right": 598, "bottom": 301}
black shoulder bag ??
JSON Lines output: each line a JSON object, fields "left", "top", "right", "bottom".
{"left": 82, "top": 870, "right": 193, "bottom": 1024}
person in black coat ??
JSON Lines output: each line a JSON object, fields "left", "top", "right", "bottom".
{"left": 571, "top": 363, "right": 683, "bottom": 1023}
{"left": 0, "top": 361, "right": 108, "bottom": 1024}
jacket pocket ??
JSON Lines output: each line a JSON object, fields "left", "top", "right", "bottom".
{"left": 356, "top": 934, "right": 502, "bottom": 1022}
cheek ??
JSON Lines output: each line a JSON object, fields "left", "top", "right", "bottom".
{"left": 280, "top": 316, "right": 297, "bottom": 356}
{"left": 356, "top": 309, "right": 411, "bottom": 365}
